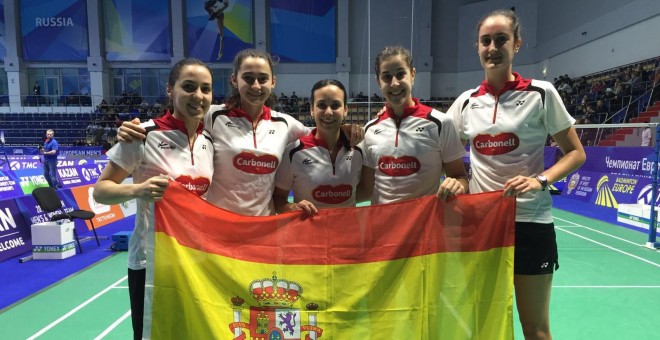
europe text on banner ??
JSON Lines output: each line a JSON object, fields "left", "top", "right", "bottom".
{"left": 145, "top": 182, "right": 516, "bottom": 339}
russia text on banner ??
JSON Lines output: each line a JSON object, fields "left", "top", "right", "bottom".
{"left": 144, "top": 182, "right": 516, "bottom": 339}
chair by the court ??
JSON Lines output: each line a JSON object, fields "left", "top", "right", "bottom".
{"left": 31, "top": 187, "right": 99, "bottom": 253}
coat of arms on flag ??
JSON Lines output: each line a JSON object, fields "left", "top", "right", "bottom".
{"left": 228, "top": 274, "right": 323, "bottom": 339}
{"left": 143, "top": 182, "right": 516, "bottom": 339}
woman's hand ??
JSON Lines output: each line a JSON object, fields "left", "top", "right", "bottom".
{"left": 503, "top": 175, "right": 543, "bottom": 196}
{"left": 340, "top": 124, "right": 365, "bottom": 147}
{"left": 436, "top": 177, "right": 467, "bottom": 200}
{"left": 135, "top": 175, "right": 170, "bottom": 202}
{"left": 117, "top": 118, "right": 146, "bottom": 143}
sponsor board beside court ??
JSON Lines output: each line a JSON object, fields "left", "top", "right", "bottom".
{"left": 0, "top": 156, "right": 109, "bottom": 200}
{"left": 0, "top": 199, "right": 32, "bottom": 262}
{"left": 557, "top": 147, "right": 660, "bottom": 231}
{"left": 70, "top": 185, "right": 127, "bottom": 228}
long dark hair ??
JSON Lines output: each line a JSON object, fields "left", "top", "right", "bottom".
{"left": 476, "top": 9, "right": 522, "bottom": 42}
{"left": 225, "top": 49, "right": 277, "bottom": 109}
{"left": 374, "top": 46, "right": 413, "bottom": 79}
{"left": 310, "top": 79, "right": 348, "bottom": 105}
{"left": 163, "top": 58, "right": 211, "bottom": 116}
{"left": 168, "top": 58, "right": 211, "bottom": 88}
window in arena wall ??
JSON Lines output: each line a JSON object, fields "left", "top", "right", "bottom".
{"left": 0, "top": 69, "right": 7, "bottom": 97}
{"left": 27, "top": 68, "right": 90, "bottom": 102}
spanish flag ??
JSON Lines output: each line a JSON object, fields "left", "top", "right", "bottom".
{"left": 144, "top": 182, "right": 515, "bottom": 339}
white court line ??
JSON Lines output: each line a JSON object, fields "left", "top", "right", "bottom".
{"left": 27, "top": 275, "right": 128, "bottom": 340}
{"left": 0, "top": 231, "right": 19, "bottom": 238}
{"left": 94, "top": 310, "right": 131, "bottom": 340}
{"left": 553, "top": 285, "right": 660, "bottom": 288}
{"left": 554, "top": 216, "right": 648, "bottom": 247}
{"left": 556, "top": 227, "right": 660, "bottom": 268}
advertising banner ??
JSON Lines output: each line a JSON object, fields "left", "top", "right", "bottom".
{"left": 20, "top": 0, "right": 89, "bottom": 61}
{"left": 0, "top": 156, "right": 108, "bottom": 198}
{"left": 0, "top": 199, "right": 32, "bottom": 262}
{"left": 70, "top": 184, "right": 125, "bottom": 229}
{"left": 558, "top": 147, "right": 660, "bottom": 231}
{"left": 15, "top": 167, "right": 48, "bottom": 195}
{"left": 103, "top": 0, "right": 171, "bottom": 61}
{"left": 187, "top": 0, "right": 253, "bottom": 62}
{"left": 0, "top": 169, "right": 24, "bottom": 199}
{"left": 578, "top": 146, "right": 657, "bottom": 178}
{"left": 57, "top": 158, "right": 107, "bottom": 188}
{"left": 2, "top": 146, "right": 103, "bottom": 156}
{"left": 269, "top": 0, "right": 336, "bottom": 63}
{"left": 13, "top": 188, "right": 89, "bottom": 237}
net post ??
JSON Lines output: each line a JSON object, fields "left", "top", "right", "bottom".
{"left": 645, "top": 123, "right": 660, "bottom": 249}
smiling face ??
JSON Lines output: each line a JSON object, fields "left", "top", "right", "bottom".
{"left": 231, "top": 56, "right": 276, "bottom": 112}
{"left": 376, "top": 54, "right": 416, "bottom": 112}
{"left": 477, "top": 15, "right": 521, "bottom": 77}
{"left": 311, "top": 84, "right": 347, "bottom": 134}
{"left": 167, "top": 64, "right": 213, "bottom": 122}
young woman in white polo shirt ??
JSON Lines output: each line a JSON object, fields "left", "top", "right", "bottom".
{"left": 447, "top": 10, "right": 586, "bottom": 339}
{"left": 93, "top": 58, "right": 215, "bottom": 340}
{"left": 273, "top": 79, "right": 367, "bottom": 215}
{"left": 360, "top": 46, "right": 468, "bottom": 204}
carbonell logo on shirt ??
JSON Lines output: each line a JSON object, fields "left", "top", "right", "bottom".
{"left": 176, "top": 175, "right": 211, "bottom": 196}
{"left": 313, "top": 184, "right": 353, "bottom": 204}
{"left": 233, "top": 152, "right": 279, "bottom": 174}
{"left": 378, "top": 156, "right": 421, "bottom": 176}
{"left": 473, "top": 133, "right": 519, "bottom": 155}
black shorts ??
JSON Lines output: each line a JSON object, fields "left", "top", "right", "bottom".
{"left": 514, "top": 222, "right": 559, "bottom": 275}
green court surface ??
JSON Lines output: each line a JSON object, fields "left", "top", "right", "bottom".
{"left": 1, "top": 208, "right": 659, "bottom": 339}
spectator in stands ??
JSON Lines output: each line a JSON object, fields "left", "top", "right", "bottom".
{"left": 97, "top": 99, "right": 110, "bottom": 113}
{"left": 33, "top": 81, "right": 41, "bottom": 96}
{"left": 594, "top": 99, "right": 609, "bottom": 118}
{"left": 624, "top": 71, "right": 643, "bottom": 95}
{"left": 642, "top": 127, "right": 652, "bottom": 146}
{"left": 40, "top": 129, "right": 61, "bottom": 188}
{"left": 590, "top": 80, "right": 604, "bottom": 96}
{"left": 290, "top": 91, "right": 299, "bottom": 101}
{"left": 557, "top": 79, "right": 572, "bottom": 97}
{"left": 86, "top": 121, "right": 102, "bottom": 136}
{"left": 651, "top": 61, "right": 660, "bottom": 105}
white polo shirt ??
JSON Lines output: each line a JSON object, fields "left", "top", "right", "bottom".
{"left": 362, "top": 98, "right": 466, "bottom": 204}
{"left": 204, "top": 104, "right": 310, "bottom": 216}
{"left": 106, "top": 112, "right": 214, "bottom": 270}
{"left": 448, "top": 72, "right": 575, "bottom": 223}
{"left": 275, "top": 129, "right": 364, "bottom": 208}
